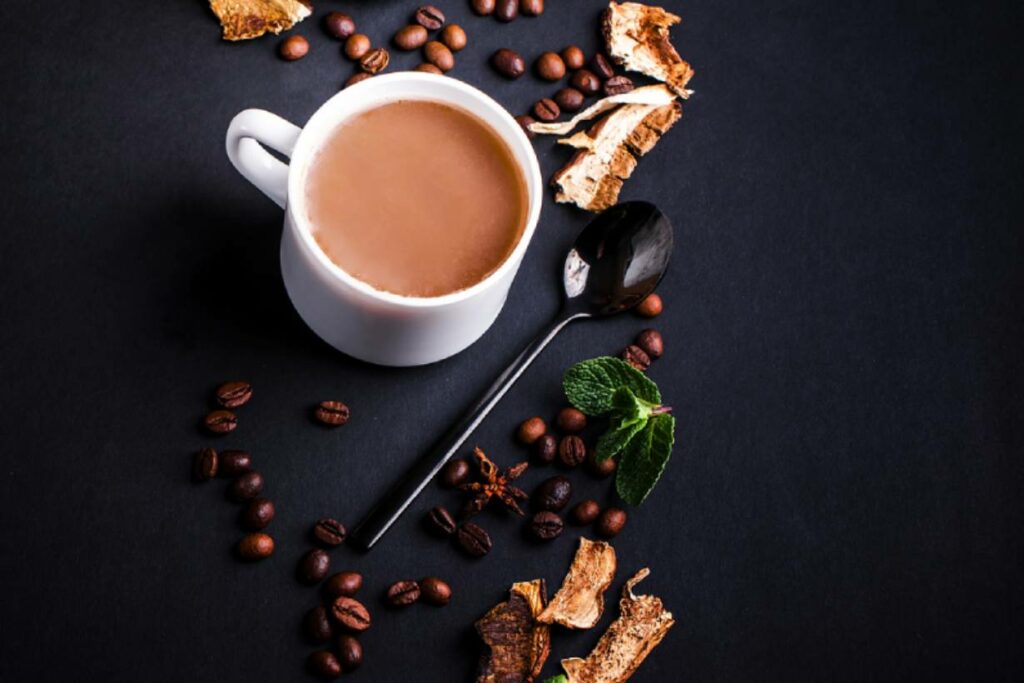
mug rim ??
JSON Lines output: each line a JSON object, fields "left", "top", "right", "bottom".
{"left": 285, "top": 72, "right": 543, "bottom": 309}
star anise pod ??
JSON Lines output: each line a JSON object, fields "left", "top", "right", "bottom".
{"left": 459, "top": 447, "right": 529, "bottom": 517}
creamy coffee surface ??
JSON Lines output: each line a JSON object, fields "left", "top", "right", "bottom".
{"left": 306, "top": 101, "right": 528, "bottom": 298}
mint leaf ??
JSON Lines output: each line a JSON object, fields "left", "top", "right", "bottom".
{"left": 595, "top": 415, "right": 647, "bottom": 460}
{"left": 540, "top": 676, "right": 568, "bottom": 683}
{"left": 594, "top": 387, "right": 657, "bottom": 460}
{"left": 615, "top": 413, "right": 676, "bottom": 505}
{"left": 563, "top": 357, "right": 661, "bottom": 415}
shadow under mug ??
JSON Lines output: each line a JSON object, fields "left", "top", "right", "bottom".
{"left": 225, "top": 73, "right": 543, "bottom": 367}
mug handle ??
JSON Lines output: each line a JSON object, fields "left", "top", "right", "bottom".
{"left": 225, "top": 109, "right": 302, "bottom": 209}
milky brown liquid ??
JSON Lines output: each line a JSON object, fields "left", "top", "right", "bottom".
{"left": 305, "top": 101, "right": 528, "bottom": 298}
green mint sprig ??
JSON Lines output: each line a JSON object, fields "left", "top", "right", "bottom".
{"left": 563, "top": 357, "right": 676, "bottom": 505}
{"left": 540, "top": 675, "right": 568, "bottom": 683}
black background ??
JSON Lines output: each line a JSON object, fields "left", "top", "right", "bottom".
{"left": 0, "top": 0, "right": 1021, "bottom": 681}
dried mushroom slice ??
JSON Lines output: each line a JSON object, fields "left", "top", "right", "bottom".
{"left": 602, "top": 2, "right": 695, "bottom": 97}
{"left": 209, "top": 0, "right": 313, "bottom": 41}
{"left": 476, "top": 579, "right": 551, "bottom": 683}
{"left": 537, "top": 538, "right": 617, "bottom": 629}
{"left": 559, "top": 568, "right": 675, "bottom": 683}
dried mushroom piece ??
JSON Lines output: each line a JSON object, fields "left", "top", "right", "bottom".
{"left": 559, "top": 568, "right": 675, "bottom": 683}
{"left": 537, "top": 538, "right": 617, "bottom": 629}
{"left": 476, "top": 579, "right": 551, "bottom": 683}
{"left": 603, "top": 1, "right": 694, "bottom": 97}
{"left": 208, "top": 0, "right": 313, "bottom": 41}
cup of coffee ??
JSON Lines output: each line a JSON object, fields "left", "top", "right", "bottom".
{"left": 225, "top": 73, "right": 542, "bottom": 366}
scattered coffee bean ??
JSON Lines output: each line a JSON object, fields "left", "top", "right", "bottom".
{"left": 337, "top": 634, "right": 363, "bottom": 670}
{"left": 240, "top": 497, "right": 275, "bottom": 530}
{"left": 324, "top": 12, "right": 356, "bottom": 40}
{"left": 556, "top": 407, "right": 587, "bottom": 433}
{"left": 558, "top": 435, "right": 587, "bottom": 468}
{"left": 471, "top": 0, "right": 496, "bottom": 15}
{"left": 532, "top": 433, "right": 558, "bottom": 464}
{"left": 439, "top": 458, "right": 471, "bottom": 488}
{"left": 215, "top": 381, "right": 253, "bottom": 408}
{"left": 218, "top": 449, "right": 252, "bottom": 476}
{"left": 535, "top": 52, "right": 565, "bottom": 81}
{"left": 345, "top": 72, "right": 372, "bottom": 88}
{"left": 440, "top": 24, "right": 467, "bottom": 51}
{"left": 331, "top": 596, "right": 372, "bottom": 632}
{"left": 423, "top": 41, "right": 455, "bottom": 72}
{"left": 530, "top": 511, "right": 564, "bottom": 541}
{"left": 192, "top": 448, "right": 218, "bottom": 481}
{"left": 456, "top": 522, "right": 492, "bottom": 557}
{"left": 517, "top": 416, "right": 547, "bottom": 444}
{"left": 515, "top": 114, "right": 537, "bottom": 139}
{"left": 570, "top": 499, "right": 601, "bottom": 525}
{"left": 298, "top": 548, "right": 331, "bottom": 585}
{"left": 360, "top": 47, "right": 390, "bottom": 74}
{"left": 414, "top": 63, "right": 444, "bottom": 74}
{"left": 425, "top": 506, "right": 457, "bottom": 536}
{"left": 604, "top": 75, "right": 635, "bottom": 96}
{"left": 520, "top": 0, "right": 544, "bottom": 16}
{"left": 419, "top": 577, "right": 452, "bottom": 606}
{"left": 622, "top": 344, "right": 651, "bottom": 371}
{"left": 279, "top": 35, "right": 310, "bottom": 61}
{"left": 304, "top": 605, "right": 335, "bottom": 643}
{"left": 229, "top": 471, "right": 264, "bottom": 502}
{"left": 312, "top": 518, "right": 347, "bottom": 546}
{"left": 596, "top": 507, "right": 627, "bottom": 538}
{"left": 394, "top": 24, "right": 429, "bottom": 50}
{"left": 492, "top": 48, "right": 526, "bottom": 79}
{"left": 344, "top": 34, "right": 371, "bottom": 60}
{"left": 636, "top": 292, "right": 663, "bottom": 317}
{"left": 561, "top": 45, "right": 585, "bottom": 70}
{"left": 307, "top": 650, "right": 342, "bottom": 679}
{"left": 591, "top": 52, "right": 615, "bottom": 79}
{"left": 554, "top": 87, "right": 584, "bottom": 113}
{"left": 414, "top": 4, "right": 446, "bottom": 30}
{"left": 635, "top": 329, "right": 664, "bottom": 358}
{"left": 237, "top": 532, "right": 274, "bottom": 560}
{"left": 204, "top": 409, "right": 238, "bottom": 435}
{"left": 324, "top": 571, "right": 363, "bottom": 599}
{"left": 386, "top": 580, "right": 421, "bottom": 607}
{"left": 314, "top": 400, "right": 350, "bottom": 426}
{"left": 495, "top": 0, "right": 519, "bottom": 22}
{"left": 571, "top": 69, "right": 601, "bottom": 96}
{"left": 586, "top": 449, "right": 617, "bottom": 478}
{"left": 533, "top": 475, "right": 572, "bottom": 512}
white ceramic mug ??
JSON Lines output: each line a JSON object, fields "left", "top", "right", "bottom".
{"left": 225, "top": 73, "right": 542, "bottom": 366}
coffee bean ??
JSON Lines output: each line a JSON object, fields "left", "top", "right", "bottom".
{"left": 532, "top": 433, "right": 558, "bottom": 464}
{"left": 492, "top": 48, "right": 525, "bottom": 79}
{"left": 192, "top": 448, "right": 217, "bottom": 481}
{"left": 596, "top": 507, "right": 627, "bottom": 538}
{"left": 586, "top": 449, "right": 617, "bottom": 478}
{"left": 561, "top": 45, "right": 585, "bottom": 70}
{"left": 520, "top": 0, "right": 544, "bottom": 16}
{"left": 218, "top": 449, "right": 252, "bottom": 476}
{"left": 419, "top": 577, "right": 452, "bottom": 606}
{"left": 337, "top": 634, "right": 363, "bottom": 670}
{"left": 394, "top": 25, "right": 428, "bottom": 50}
{"left": 517, "top": 416, "right": 547, "bottom": 444}
{"left": 240, "top": 497, "right": 275, "bottom": 530}
{"left": 314, "top": 401, "right": 350, "bottom": 426}
{"left": 215, "top": 381, "right": 252, "bottom": 408}
{"left": 204, "top": 409, "right": 237, "bottom": 435}
{"left": 439, "top": 458, "right": 471, "bottom": 488}
{"left": 622, "top": 344, "right": 651, "bottom": 371}
{"left": 591, "top": 52, "right": 615, "bottom": 79}
{"left": 386, "top": 580, "right": 421, "bottom": 607}
{"left": 635, "top": 329, "right": 664, "bottom": 358}
{"left": 324, "top": 12, "right": 356, "bottom": 40}
{"left": 424, "top": 506, "right": 457, "bottom": 536}
{"left": 440, "top": 24, "right": 467, "bottom": 51}
{"left": 414, "top": 63, "right": 443, "bottom": 74}
{"left": 472, "top": 0, "right": 496, "bottom": 15}
{"left": 558, "top": 435, "right": 587, "bottom": 468}
{"left": 307, "top": 650, "right": 342, "bottom": 679}
{"left": 636, "top": 292, "right": 663, "bottom": 317}
{"left": 554, "top": 87, "right": 584, "bottom": 113}
{"left": 298, "top": 548, "right": 331, "bottom": 585}
{"left": 571, "top": 69, "right": 601, "bottom": 96}
{"left": 604, "top": 75, "right": 635, "bottom": 96}
{"left": 279, "top": 35, "right": 309, "bottom": 61}
{"left": 495, "top": 0, "right": 519, "bottom": 22}
{"left": 423, "top": 41, "right": 454, "bottom": 72}
{"left": 237, "top": 532, "right": 274, "bottom": 560}
{"left": 304, "top": 605, "right": 335, "bottom": 643}
{"left": 331, "top": 596, "right": 371, "bottom": 631}
{"left": 312, "top": 518, "right": 347, "bottom": 546}
{"left": 228, "top": 471, "right": 264, "bottom": 502}
{"left": 456, "top": 522, "right": 492, "bottom": 557}
{"left": 324, "top": 571, "right": 363, "bottom": 599}
{"left": 535, "top": 52, "right": 566, "bottom": 81}
{"left": 344, "top": 34, "right": 371, "bottom": 60}
{"left": 556, "top": 407, "right": 587, "bottom": 433}
{"left": 360, "top": 47, "right": 390, "bottom": 74}
{"left": 414, "top": 4, "right": 446, "bottom": 30}
{"left": 530, "top": 511, "right": 564, "bottom": 541}
{"left": 515, "top": 114, "right": 537, "bottom": 140}
{"left": 570, "top": 499, "right": 601, "bottom": 525}
{"left": 533, "top": 475, "right": 572, "bottom": 512}
{"left": 344, "top": 72, "right": 372, "bottom": 88}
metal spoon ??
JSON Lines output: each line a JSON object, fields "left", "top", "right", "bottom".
{"left": 350, "top": 201, "right": 674, "bottom": 550}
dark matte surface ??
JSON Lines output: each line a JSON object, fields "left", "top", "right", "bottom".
{"left": 0, "top": 1, "right": 1021, "bottom": 681}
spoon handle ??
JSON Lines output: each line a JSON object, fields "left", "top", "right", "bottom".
{"left": 350, "top": 311, "right": 588, "bottom": 550}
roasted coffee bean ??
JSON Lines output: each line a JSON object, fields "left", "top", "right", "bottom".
{"left": 425, "top": 506, "right": 457, "bottom": 536}
{"left": 604, "top": 75, "right": 635, "bottom": 96}
{"left": 570, "top": 499, "right": 601, "bottom": 525}
{"left": 586, "top": 449, "right": 617, "bottom": 478}
{"left": 596, "top": 507, "right": 627, "bottom": 538}
{"left": 307, "top": 650, "right": 342, "bottom": 679}
{"left": 423, "top": 41, "right": 455, "bottom": 72}
{"left": 439, "top": 458, "right": 471, "bottom": 488}
{"left": 279, "top": 35, "right": 309, "bottom": 61}
{"left": 229, "top": 471, "right": 264, "bottom": 501}
{"left": 558, "top": 435, "right": 587, "bottom": 468}
{"left": 394, "top": 25, "right": 428, "bottom": 50}
{"left": 304, "top": 605, "right": 335, "bottom": 643}
{"left": 204, "top": 409, "right": 237, "bottom": 435}
{"left": 556, "top": 407, "right": 587, "bottom": 433}
{"left": 561, "top": 45, "right": 585, "bottom": 70}
{"left": 324, "top": 571, "right": 363, "bottom": 599}
{"left": 517, "top": 416, "right": 547, "bottom": 444}
{"left": 344, "top": 34, "right": 371, "bottom": 60}
{"left": 344, "top": 72, "right": 372, "bottom": 88}
{"left": 331, "top": 596, "right": 371, "bottom": 631}
{"left": 622, "top": 344, "right": 651, "bottom": 371}
{"left": 312, "top": 518, "right": 347, "bottom": 546}
{"left": 419, "top": 577, "right": 452, "bottom": 606}
{"left": 456, "top": 522, "right": 492, "bottom": 557}
{"left": 492, "top": 48, "right": 525, "bottom": 79}
{"left": 386, "top": 580, "right": 421, "bottom": 606}
{"left": 472, "top": 0, "right": 496, "bottom": 15}
{"left": 337, "top": 634, "right": 363, "bottom": 670}
{"left": 414, "top": 4, "right": 446, "bottom": 30}
{"left": 591, "top": 52, "right": 615, "bottom": 79}
{"left": 240, "top": 497, "right": 275, "bottom": 530}
{"left": 237, "top": 532, "right": 274, "bottom": 560}
{"left": 571, "top": 69, "right": 601, "bottom": 96}
{"left": 440, "top": 24, "right": 467, "bottom": 51}
{"left": 324, "top": 12, "right": 356, "bottom": 40}
{"left": 495, "top": 0, "right": 519, "bottom": 22}
{"left": 635, "top": 328, "right": 664, "bottom": 358}
{"left": 515, "top": 114, "right": 537, "bottom": 140}
{"left": 360, "top": 47, "right": 390, "bottom": 74}
{"left": 414, "top": 63, "right": 444, "bottom": 74}
{"left": 535, "top": 52, "right": 565, "bottom": 81}
{"left": 218, "top": 449, "right": 252, "bottom": 476}
{"left": 532, "top": 433, "right": 558, "bottom": 464}
{"left": 215, "top": 381, "right": 253, "bottom": 408}
{"left": 554, "top": 87, "right": 584, "bottom": 113}
{"left": 298, "top": 549, "right": 331, "bottom": 585}
{"left": 520, "top": 0, "right": 544, "bottom": 16}
{"left": 314, "top": 400, "right": 350, "bottom": 426}
{"left": 533, "top": 475, "right": 572, "bottom": 512}
{"left": 530, "top": 511, "right": 564, "bottom": 541}
{"left": 192, "top": 448, "right": 217, "bottom": 481}
{"left": 636, "top": 292, "right": 663, "bottom": 317}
